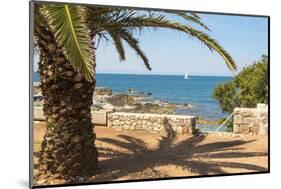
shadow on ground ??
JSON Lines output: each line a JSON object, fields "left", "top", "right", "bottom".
{"left": 93, "top": 125, "right": 268, "bottom": 181}
{"left": 33, "top": 122, "right": 268, "bottom": 183}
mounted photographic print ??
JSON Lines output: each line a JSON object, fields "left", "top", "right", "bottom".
{"left": 29, "top": 0, "right": 269, "bottom": 188}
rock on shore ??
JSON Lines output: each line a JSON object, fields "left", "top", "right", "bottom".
{"left": 33, "top": 85, "right": 192, "bottom": 115}
{"left": 94, "top": 87, "right": 113, "bottom": 96}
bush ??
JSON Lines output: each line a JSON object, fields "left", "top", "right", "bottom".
{"left": 213, "top": 55, "right": 268, "bottom": 113}
{"left": 213, "top": 55, "right": 268, "bottom": 131}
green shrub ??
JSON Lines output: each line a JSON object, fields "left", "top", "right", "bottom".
{"left": 213, "top": 55, "right": 268, "bottom": 131}
{"left": 213, "top": 55, "right": 268, "bottom": 113}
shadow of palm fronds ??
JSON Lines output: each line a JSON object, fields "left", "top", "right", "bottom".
{"left": 94, "top": 123, "right": 268, "bottom": 181}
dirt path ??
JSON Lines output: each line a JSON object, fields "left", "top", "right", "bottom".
{"left": 33, "top": 121, "right": 268, "bottom": 184}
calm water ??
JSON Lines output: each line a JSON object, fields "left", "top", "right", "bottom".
{"left": 96, "top": 74, "right": 231, "bottom": 120}
{"left": 34, "top": 73, "right": 232, "bottom": 122}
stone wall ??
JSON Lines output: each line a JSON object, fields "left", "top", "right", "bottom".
{"left": 107, "top": 112, "right": 197, "bottom": 135}
{"left": 233, "top": 104, "right": 268, "bottom": 135}
{"left": 91, "top": 110, "right": 113, "bottom": 126}
{"left": 34, "top": 107, "right": 113, "bottom": 126}
{"left": 34, "top": 107, "right": 45, "bottom": 121}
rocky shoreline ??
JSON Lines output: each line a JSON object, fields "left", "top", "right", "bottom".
{"left": 33, "top": 84, "right": 219, "bottom": 125}
{"left": 34, "top": 85, "right": 192, "bottom": 114}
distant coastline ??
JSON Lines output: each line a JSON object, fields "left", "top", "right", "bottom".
{"left": 33, "top": 72, "right": 231, "bottom": 121}
{"left": 33, "top": 71, "right": 234, "bottom": 80}
{"left": 92, "top": 72, "right": 235, "bottom": 77}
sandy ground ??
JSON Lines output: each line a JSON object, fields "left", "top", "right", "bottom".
{"left": 33, "top": 121, "right": 268, "bottom": 183}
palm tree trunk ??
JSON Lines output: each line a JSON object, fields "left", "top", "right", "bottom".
{"left": 35, "top": 25, "right": 98, "bottom": 183}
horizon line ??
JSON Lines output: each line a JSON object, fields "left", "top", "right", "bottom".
{"left": 95, "top": 72, "right": 234, "bottom": 77}
{"left": 33, "top": 71, "right": 234, "bottom": 77}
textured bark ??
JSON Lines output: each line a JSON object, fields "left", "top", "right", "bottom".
{"left": 35, "top": 25, "right": 98, "bottom": 182}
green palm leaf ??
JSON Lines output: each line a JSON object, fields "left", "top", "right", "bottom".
{"left": 122, "top": 17, "right": 237, "bottom": 71}
{"left": 120, "top": 30, "right": 151, "bottom": 70}
{"left": 108, "top": 31, "right": 126, "bottom": 61}
{"left": 86, "top": 8, "right": 237, "bottom": 71}
{"left": 40, "top": 4, "right": 94, "bottom": 81}
{"left": 168, "top": 11, "right": 210, "bottom": 31}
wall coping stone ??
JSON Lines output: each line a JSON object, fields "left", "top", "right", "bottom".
{"left": 109, "top": 112, "right": 197, "bottom": 119}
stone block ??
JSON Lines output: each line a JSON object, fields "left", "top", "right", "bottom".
{"left": 182, "top": 126, "right": 188, "bottom": 134}
{"left": 239, "top": 125, "right": 251, "bottom": 134}
{"left": 179, "top": 119, "right": 185, "bottom": 125}
{"left": 153, "top": 127, "right": 159, "bottom": 131}
{"left": 234, "top": 115, "right": 243, "bottom": 125}
{"left": 136, "top": 125, "right": 143, "bottom": 129}
{"left": 150, "top": 117, "right": 157, "bottom": 122}
{"left": 252, "top": 125, "right": 259, "bottom": 135}
{"left": 233, "top": 124, "right": 239, "bottom": 133}
{"left": 259, "top": 123, "right": 268, "bottom": 136}
{"left": 34, "top": 107, "right": 45, "bottom": 121}
{"left": 129, "top": 126, "right": 135, "bottom": 130}
{"left": 113, "top": 120, "right": 120, "bottom": 125}
{"left": 153, "top": 122, "right": 158, "bottom": 127}
{"left": 177, "top": 126, "right": 183, "bottom": 134}
{"left": 244, "top": 117, "right": 254, "bottom": 125}
{"left": 107, "top": 120, "right": 112, "bottom": 127}
{"left": 257, "top": 103, "right": 268, "bottom": 109}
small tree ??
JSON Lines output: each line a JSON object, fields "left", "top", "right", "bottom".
{"left": 213, "top": 55, "right": 268, "bottom": 113}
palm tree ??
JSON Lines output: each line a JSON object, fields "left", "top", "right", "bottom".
{"left": 33, "top": 2, "right": 237, "bottom": 183}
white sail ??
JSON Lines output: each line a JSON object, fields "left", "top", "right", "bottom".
{"left": 184, "top": 70, "right": 188, "bottom": 79}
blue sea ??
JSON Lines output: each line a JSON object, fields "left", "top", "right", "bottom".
{"left": 34, "top": 73, "right": 231, "bottom": 122}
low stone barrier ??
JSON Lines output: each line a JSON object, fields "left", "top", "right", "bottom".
{"left": 34, "top": 108, "right": 196, "bottom": 134}
{"left": 33, "top": 107, "right": 112, "bottom": 126}
{"left": 107, "top": 112, "right": 197, "bottom": 135}
{"left": 91, "top": 110, "right": 113, "bottom": 126}
{"left": 34, "top": 107, "right": 45, "bottom": 121}
{"left": 233, "top": 104, "right": 268, "bottom": 135}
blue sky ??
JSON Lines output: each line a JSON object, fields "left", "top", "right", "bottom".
{"left": 34, "top": 13, "right": 268, "bottom": 76}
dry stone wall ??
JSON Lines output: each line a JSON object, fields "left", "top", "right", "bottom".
{"left": 233, "top": 104, "right": 268, "bottom": 135}
{"left": 108, "top": 112, "right": 197, "bottom": 135}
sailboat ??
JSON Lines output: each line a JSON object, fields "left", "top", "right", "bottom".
{"left": 184, "top": 70, "right": 189, "bottom": 79}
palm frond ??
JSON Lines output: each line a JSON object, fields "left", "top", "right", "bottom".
{"left": 121, "top": 17, "right": 237, "bottom": 70}
{"left": 108, "top": 31, "right": 126, "bottom": 61}
{"left": 190, "top": 12, "right": 201, "bottom": 19}
{"left": 40, "top": 4, "right": 94, "bottom": 81}
{"left": 120, "top": 30, "right": 151, "bottom": 70}
{"left": 172, "top": 12, "right": 210, "bottom": 31}
{"left": 86, "top": 8, "right": 236, "bottom": 71}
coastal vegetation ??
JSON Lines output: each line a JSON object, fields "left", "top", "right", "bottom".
{"left": 213, "top": 55, "right": 268, "bottom": 113}
{"left": 34, "top": 3, "right": 236, "bottom": 183}
{"left": 213, "top": 55, "right": 268, "bottom": 131}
